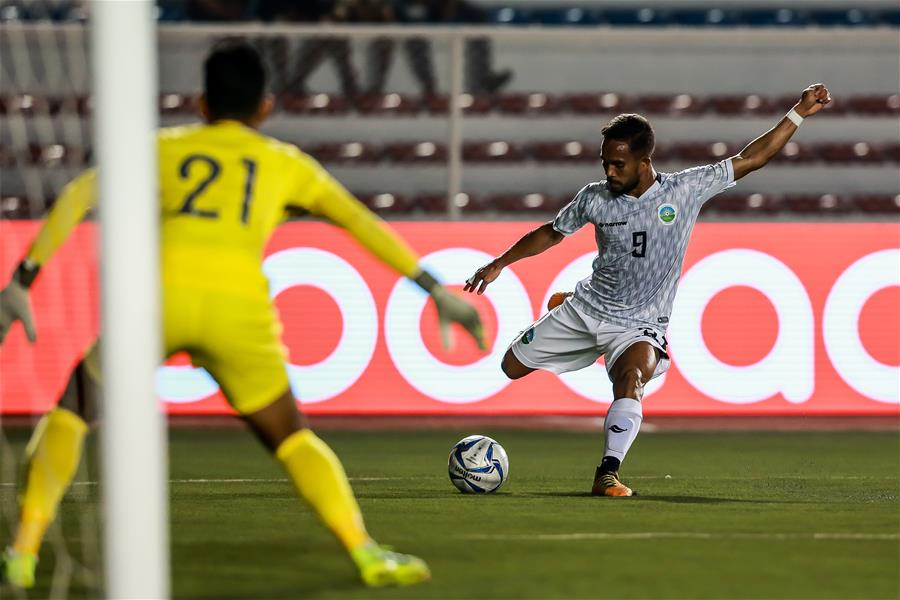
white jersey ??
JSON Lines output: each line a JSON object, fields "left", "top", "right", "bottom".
{"left": 552, "top": 159, "right": 735, "bottom": 333}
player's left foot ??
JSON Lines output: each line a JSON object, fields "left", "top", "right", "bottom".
{"left": 351, "top": 542, "right": 431, "bottom": 587}
{"left": 591, "top": 467, "right": 634, "bottom": 497}
{"left": 1, "top": 547, "right": 37, "bottom": 589}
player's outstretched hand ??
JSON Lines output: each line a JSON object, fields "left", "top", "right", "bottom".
{"left": 795, "top": 83, "right": 831, "bottom": 117}
{"left": 430, "top": 286, "right": 486, "bottom": 351}
{"left": 0, "top": 279, "right": 36, "bottom": 345}
{"left": 464, "top": 261, "right": 503, "bottom": 295}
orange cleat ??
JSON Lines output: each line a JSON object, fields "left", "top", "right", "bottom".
{"left": 591, "top": 468, "right": 634, "bottom": 497}
{"left": 547, "top": 291, "right": 573, "bottom": 311}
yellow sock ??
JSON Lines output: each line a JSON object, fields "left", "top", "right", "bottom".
{"left": 13, "top": 408, "right": 88, "bottom": 556}
{"left": 276, "top": 429, "right": 371, "bottom": 551}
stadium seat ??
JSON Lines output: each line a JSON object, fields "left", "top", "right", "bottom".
{"left": 881, "top": 143, "right": 900, "bottom": 162}
{"left": 782, "top": 194, "right": 852, "bottom": 214}
{"left": 495, "top": 93, "right": 563, "bottom": 115}
{"left": 486, "top": 193, "right": 567, "bottom": 213}
{"left": 808, "top": 9, "right": 873, "bottom": 27}
{"left": 817, "top": 142, "right": 883, "bottom": 163}
{"left": 529, "top": 141, "right": 600, "bottom": 162}
{"left": 408, "top": 194, "right": 472, "bottom": 214}
{"left": 531, "top": 8, "right": 599, "bottom": 26}
{"left": 280, "top": 93, "right": 350, "bottom": 115}
{"left": 703, "top": 193, "right": 782, "bottom": 214}
{"left": 665, "top": 142, "right": 734, "bottom": 162}
{"left": 636, "top": 94, "right": 706, "bottom": 115}
{"left": 852, "top": 195, "right": 900, "bottom": 213}
{"left": 354, "top": 93, "right": 420, "bottom": 115}
{"left": 308, "top": 142, "right": 381, "bottom": 164}
{"left": 846, "top": 95, "right": 900, "bottom": 115}
{"left": 880, "top": 9, "right": 900, "bottom": 26}
{"left": 565, "top": 92, "right": 632, "bottom": 114}
{"left": 708, "top": 94, "right": 776, "bottom": 115}
{"left": 670, "top": 9, "right": 740, "bottom": 26}
{"left": 425, "top": 94, "right": 494, "bottom": 115}
{"left": 0, "top": 196, "right": 32, "bottom": 219}
{"left": 599, "top": 8, "right": 668, "bottom": 26}
{"left": 382, "top": 141, "right": 448, "bottom": 164}
{"left": 463, "top": 141, "right": 526, "bottom": 163}
{"left": 771, "top": 141, "right": 818, "bottom": 163}
{"left": 25, "top": 144, "right": 86, "bottom": 167}
{"left": 489, "top": 7, "right": 531, "bottom": 25}
{"left": 741, "top": 9, "right": 803, "bottom": 27}
{"left": 4, "top": 94, "right": 55, "bottom": 116}
{"left": 159, "top": 93, "right": 195, "bottom": 115}
{"left": 358, "top": 193, "right": 413, "bottom": 215}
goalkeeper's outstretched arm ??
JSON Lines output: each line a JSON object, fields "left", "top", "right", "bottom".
{"left": 0, "top": 169, "right": 96, "bottom": 344}
{"left": 300, "top": 170, "right": 486, "bottom": 351}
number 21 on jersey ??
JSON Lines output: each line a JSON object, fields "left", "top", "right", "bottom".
{"left": 178, "top": 154, "right": 257, "bottom": 224}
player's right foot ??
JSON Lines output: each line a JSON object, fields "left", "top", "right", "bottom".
{"left": 591, "top": 468, "right": 634, "bottom": 497}
{"left": 1, "top": 547, "right": 37, "bottom": 589}
{"left": 351, "top": 542, "right": 431, "bottom": 587}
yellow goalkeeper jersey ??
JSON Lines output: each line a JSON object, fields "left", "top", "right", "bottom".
{"left": 28, "top": 120, "right": 420, "bottom": 296}
{"left": 25, "top": 120, "right": 424, "bottom": 413}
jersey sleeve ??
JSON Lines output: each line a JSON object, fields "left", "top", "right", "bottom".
{"left": 677, "top": 159, "right": 736, "bottom": 206}
{"left": 291, "top": 154, "right": 421, "bottom": 278}
{"left": 27, "top": 168, "right": 97, "bottom": 265}
{"left": 552, "top": 184, "right": 593, "bottom": 236}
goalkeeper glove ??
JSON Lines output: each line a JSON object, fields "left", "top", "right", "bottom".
{"left": 415, "top": 270, "right": 486, "bottom": 351}
{"left": 430, "top": 285, "right": 486, "bottom": 351}
{"left": 0, "top": 260, "right": 39, "bottom": 345}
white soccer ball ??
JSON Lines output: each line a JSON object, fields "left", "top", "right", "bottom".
{"left": 447, "top": 435, "right": 509, "bottom": 494}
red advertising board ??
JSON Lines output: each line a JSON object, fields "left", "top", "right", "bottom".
{"left": 1, "top": 221, "right": 898, "bottom": 416}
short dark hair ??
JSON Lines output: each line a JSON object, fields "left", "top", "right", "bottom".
{"left": 204, "top": 41, "right": 266, "bottom": 121}
{"left": 601, "top": 113, "right": 655, "bottom": 157}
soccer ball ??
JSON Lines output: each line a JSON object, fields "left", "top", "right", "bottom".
{"left": 447, "top": 435, "right": 509, "bottom": 494}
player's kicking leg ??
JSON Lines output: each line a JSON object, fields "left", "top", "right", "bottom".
{"left": 591, "top": 342, "right": 658, "bottom": 497}
{"left": 241, "top": 389, "right": 431, "bottom": 587}
{"left": 1, "top": 350, "right": 99, "bottom": 589}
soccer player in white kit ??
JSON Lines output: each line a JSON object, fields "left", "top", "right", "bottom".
{"left": 465, "top": 84, "right": 831, "bottom": 497}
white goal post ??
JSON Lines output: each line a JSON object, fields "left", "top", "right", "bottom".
{"left": 91, "top": 1, "right": 169, "bottom": 598}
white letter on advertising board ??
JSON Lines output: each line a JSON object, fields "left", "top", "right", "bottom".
{"left": 670, "top": 249, "right": 814, "bottom": 404}
{"left": 823, "top": 249, "right": 900, "bottom": 404}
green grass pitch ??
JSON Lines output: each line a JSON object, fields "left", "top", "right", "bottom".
{"left": 2, "top": 426, "right": 898, "bottom": 599}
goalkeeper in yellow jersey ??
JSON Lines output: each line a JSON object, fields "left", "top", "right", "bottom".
{"left": 0, "top": 42, "right": 484, "bottom": 590}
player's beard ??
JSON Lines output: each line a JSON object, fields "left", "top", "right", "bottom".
{"left": 607, "top": 174, "right": 640, "bottom": 196}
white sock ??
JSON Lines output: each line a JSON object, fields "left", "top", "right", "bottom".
{"left": 602, "top": 398, "right": 643, "bottom": 464}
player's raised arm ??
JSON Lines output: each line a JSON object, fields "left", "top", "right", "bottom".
{"left": 301, "top": 166, "right": 486, "bottom": 350}
{"left": 0, "top": 168, "right": 97, "bottom": 344}
{"left": 731, "top": 83, "right": 831, "bottom": 181}
{"left": 464, "top": 222, "right": 564, "bottom": 295}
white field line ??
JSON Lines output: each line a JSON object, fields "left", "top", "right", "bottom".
{"left": 0, "top": 474, "right": 895, "bottom": 488}
{"left": 460, "top": 532, "right": 900, "bottom": 541}
{"left": 0, "top": 476, "right": 409, "bottom": 488}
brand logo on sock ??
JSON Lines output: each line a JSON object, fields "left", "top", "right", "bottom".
{"left": 608, "top": 425, "right": 628, "bottom": 433}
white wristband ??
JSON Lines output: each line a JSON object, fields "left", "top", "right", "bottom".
{"left": 786, "top": 108, "right": 804, "bottom": 126}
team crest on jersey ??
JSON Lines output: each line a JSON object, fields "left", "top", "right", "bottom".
{"left": 657, "top": 203, "right": 677, "bottom": 225}
{"left": 521, "top": 328, "right": 535, "bottom": 344}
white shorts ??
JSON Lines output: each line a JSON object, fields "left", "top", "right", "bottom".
{"left": 508, "top": 298, "right": 671, "bottom": 382}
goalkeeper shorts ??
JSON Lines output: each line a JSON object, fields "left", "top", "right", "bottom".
{"left": 163, "top": 285, "right": 290, "bottom": 415}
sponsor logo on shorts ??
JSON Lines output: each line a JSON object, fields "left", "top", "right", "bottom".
{"left": 522, "top": 328, "right": 535, "bottom": 344}
{"left": 657, "top": 203, "right": 677, "bottom": 225}
{"left": 608, "top": 425, "right": 628, "bottom": 433}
